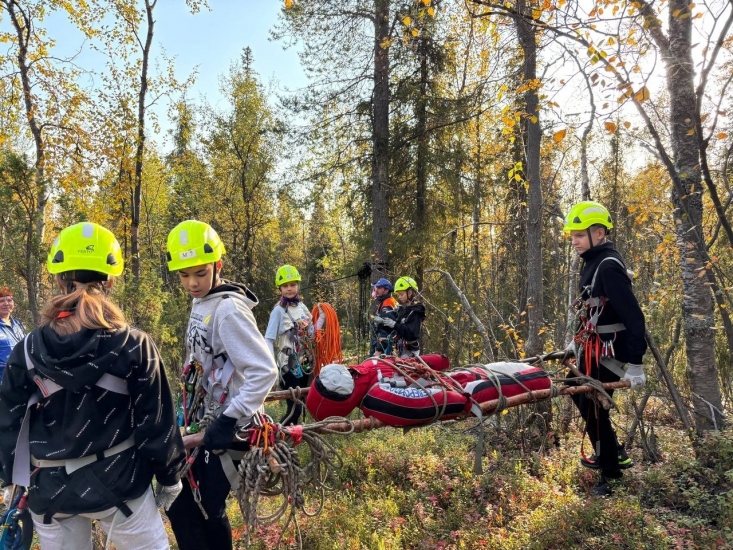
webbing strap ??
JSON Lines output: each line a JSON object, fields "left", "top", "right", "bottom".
{"left": 596, "top": 323, "right": 626, "bottom": 334}
{"left": 13, "top": 336, "right": 130, "bottom": 486}
{"left": 30, "top": 436, "right": 135, "bottom": 473}
{"left": 600, "top": 357, "right": 626, "bottom": 378}
{"left": 589, "top": 257, "right": 627, "bottom": 292}
{"left": 219, "top": 452, "right": 240, "bottom": 489}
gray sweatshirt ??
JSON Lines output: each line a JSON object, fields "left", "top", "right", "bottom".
{"left": 185, "top": 282, "right": 278, "bottom": 423}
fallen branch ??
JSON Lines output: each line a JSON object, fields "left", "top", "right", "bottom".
{"left": 426, "top": 268, "right": 495, "bottom": 362}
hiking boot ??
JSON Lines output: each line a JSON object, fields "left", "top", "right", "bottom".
{"left": 580, "top": 446, "right": 633, "bottom": 470}
{"left": 590, "top": 477, "right": 613, "bottom": 497}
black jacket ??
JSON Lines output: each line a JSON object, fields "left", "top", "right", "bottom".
{"left": 0, "top": 325, "right": 185, "bottom": 516}
{"left": 393, "top": 302, "right": 425, "bottom": 348}
{"left": 578, "top": 242, "right": 647, "bottom": 364}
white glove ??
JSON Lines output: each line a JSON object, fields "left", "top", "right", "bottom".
{"left": 382, "top": 318, "right": 396, "bottom": 329}
{"left": 372, "top": 316, "right": 385, "bottom": 325}
{"left": 623, "top": 364, "right": 646, "bottom": 388}
{"left": 154, "top": 480, "right": 183, "bottom": 511}
{"left": 565, "top": 340, "right": 576, "bottom": 354}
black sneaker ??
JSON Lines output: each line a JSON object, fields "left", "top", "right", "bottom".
{"left": 580, "top": 446, "right": 633, "bottom": 470}
{"left": 590, "top": 477, "right": 613, "bottom": 497}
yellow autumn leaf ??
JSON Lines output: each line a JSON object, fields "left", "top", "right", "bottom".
{"left": 285, "top": 0, "right": 294, "bottom": 7}
{"left": 473, "top": 351, "right": 481, "bottom": 357}
{"left": 427, "top": 6, "right": 435, "bottom": 16}
{"left": 403, "top": 15, "right": 412, "bottom": 26}
{"left": 686, "top": 128, "right": 696, "bottom": 135}
{"left": 553, "top": 129, "right": 567, "bottom": 143}
{"left": 717, "top": 132, "right": 728, "bottom": 139}
{"left": 411, "top": 28, "right": 419, "bottom": 37}
{"left": 623, "top": 121, "right": 631, "bottom": 128}
{"left": 604, "top": 121, "right": 617, "bottom": 133}
{"left": 633, "top": 86, "right": 650, "bottom": 102}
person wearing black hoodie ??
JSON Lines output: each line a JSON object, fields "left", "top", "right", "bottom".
{"left": 382, "top": 276, "right": 426, "bottom": 358}
{"left": 564, "top": 201, "right": 647, "bottom": 497}
{"left": 0, "top": 222, "right": 185, "bottom": 549}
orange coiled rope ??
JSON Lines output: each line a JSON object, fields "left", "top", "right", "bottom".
{"left": 311, "top": 302, "right": 343, "bottom": 376}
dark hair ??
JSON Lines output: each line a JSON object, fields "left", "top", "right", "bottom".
{"left": 590, "top": 223, "right": 610, "bottom": 236}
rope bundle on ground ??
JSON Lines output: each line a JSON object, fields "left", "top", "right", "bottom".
{"left": 233, "top": 415, "right": 351, "bottom": 549}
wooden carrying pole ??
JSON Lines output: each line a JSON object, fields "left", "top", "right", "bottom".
{"left": 183, "top": 380, "right": 630, "bottom": 450}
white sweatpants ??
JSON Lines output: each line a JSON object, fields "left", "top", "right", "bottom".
{"left": 30, "top": 486, "right": 169, "bottom": 550}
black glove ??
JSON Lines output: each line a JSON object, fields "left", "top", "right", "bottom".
{"left": 203, "top": 413, "right": 238, "bottom": 452}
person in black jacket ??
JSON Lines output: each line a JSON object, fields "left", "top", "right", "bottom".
{"left": 381, "top": 276, "right": 426, "bottom": 358}
{"left": 0, "top": 222, "right": 185, "bottom": 549}
{"left": 564, "top": 201, "right": 647, "bottom": 497}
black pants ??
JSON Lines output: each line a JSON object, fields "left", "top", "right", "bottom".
{"left": 280, "top": 370, "right": 308, "bottom": 426}
{"left": 569, "top": 356, "right": 622, "bottom": 477}
{"left": 166, "top": 449, "right": 233, "bottom": 550}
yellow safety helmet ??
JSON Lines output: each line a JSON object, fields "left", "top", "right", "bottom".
{"left": 275, "top": 265, "right": 301, "bottom": 288}
{"left": 563, "top": 201, "right": 614, "bottom": 232}
{"left": 166, "top": 220, "right": 226, "bottom": 272}
{"left": 47, "top": 222, "right": 124, "bottom": 279}
{"left": 394, "top": 276, "right": 418, "bottom": 293}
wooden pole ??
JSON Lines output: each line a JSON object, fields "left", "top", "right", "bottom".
{"left": 183, "top": 380, "right": 630, "bottom": 449}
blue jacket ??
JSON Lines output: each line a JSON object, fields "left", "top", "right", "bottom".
{"left": 0, "top": 317, "right": 25, "bottom": 382}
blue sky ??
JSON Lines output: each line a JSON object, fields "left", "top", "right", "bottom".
{"left": 152, "top": 1, "right": 306, "bottom": 104}
{"left": 35, "top": 1, "right": 306, "bottom": 145}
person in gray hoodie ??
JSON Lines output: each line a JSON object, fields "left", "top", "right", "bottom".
{"left": 165, "top": 220, "right": 278, "bottom": 550}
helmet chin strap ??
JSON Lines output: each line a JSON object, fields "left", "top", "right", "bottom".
{"left": 586, "top": 227, "right": 595, "bottom": 250}
{"left": 212, "top": 260, "right": 222, "bottom": 290}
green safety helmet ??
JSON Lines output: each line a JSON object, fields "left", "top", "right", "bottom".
{"left": 47, "top": 222, "right": 124, "bottom": 278}
{"left": 166, "top": 220, "right": 226, "bottom": 272}
{"left": 275, "top": 265, "right": 301, "bottom": 288}
{"left": 563, "top": 201, "right": 614, "bottom": 232}
{"left": 394, "top": 276, "right": 418, "bottom": 293}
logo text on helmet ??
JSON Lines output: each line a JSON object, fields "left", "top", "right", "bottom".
{"left": 179, "top": 250, "right": 197, "bottom": 260}
{"left": 78, "top": 245, "right": 96, "bottom": 254}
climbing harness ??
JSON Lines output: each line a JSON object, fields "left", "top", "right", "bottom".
{"left": 13, "top": 336, "right": 133, "bottom": 525}
{"left": 571, "top": 257, "right": 630, "bottom": 379}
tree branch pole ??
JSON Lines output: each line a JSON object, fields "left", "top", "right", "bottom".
{"left": 426, "top": 268, "right": 495, "bottom": 361}
{"left": 183, "top": 380, "right": 630, "bottom": 450}
{"left": 644, "top": 327, "right": 692, "bottom": 433}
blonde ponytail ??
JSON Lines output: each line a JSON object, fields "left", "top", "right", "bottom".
{"left": 41, "top": 281, "right": 127, "bottom": 335}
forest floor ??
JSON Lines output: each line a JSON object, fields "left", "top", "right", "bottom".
{"left": 207, "top": 400, "right": 733, "bottom": 550}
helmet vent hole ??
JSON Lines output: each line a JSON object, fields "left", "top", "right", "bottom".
{"left": 52, "top": 250, "right": 64, "bottom": 264}
{"left": 107, "top": 253, "right": 119, "bottom": 266}
{"left": 204, "top": 243, "right": 214, "bottom": 254}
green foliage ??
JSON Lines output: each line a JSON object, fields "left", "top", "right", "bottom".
{"left": 206, "top": 424, "right": 733, "bottom": 550}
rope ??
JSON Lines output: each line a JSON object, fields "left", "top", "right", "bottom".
{"left": 234, "top": 414, "right": 351, "bottom": 550}
{"left": 311, "top": 303, "right": 343, "bottom": 375}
